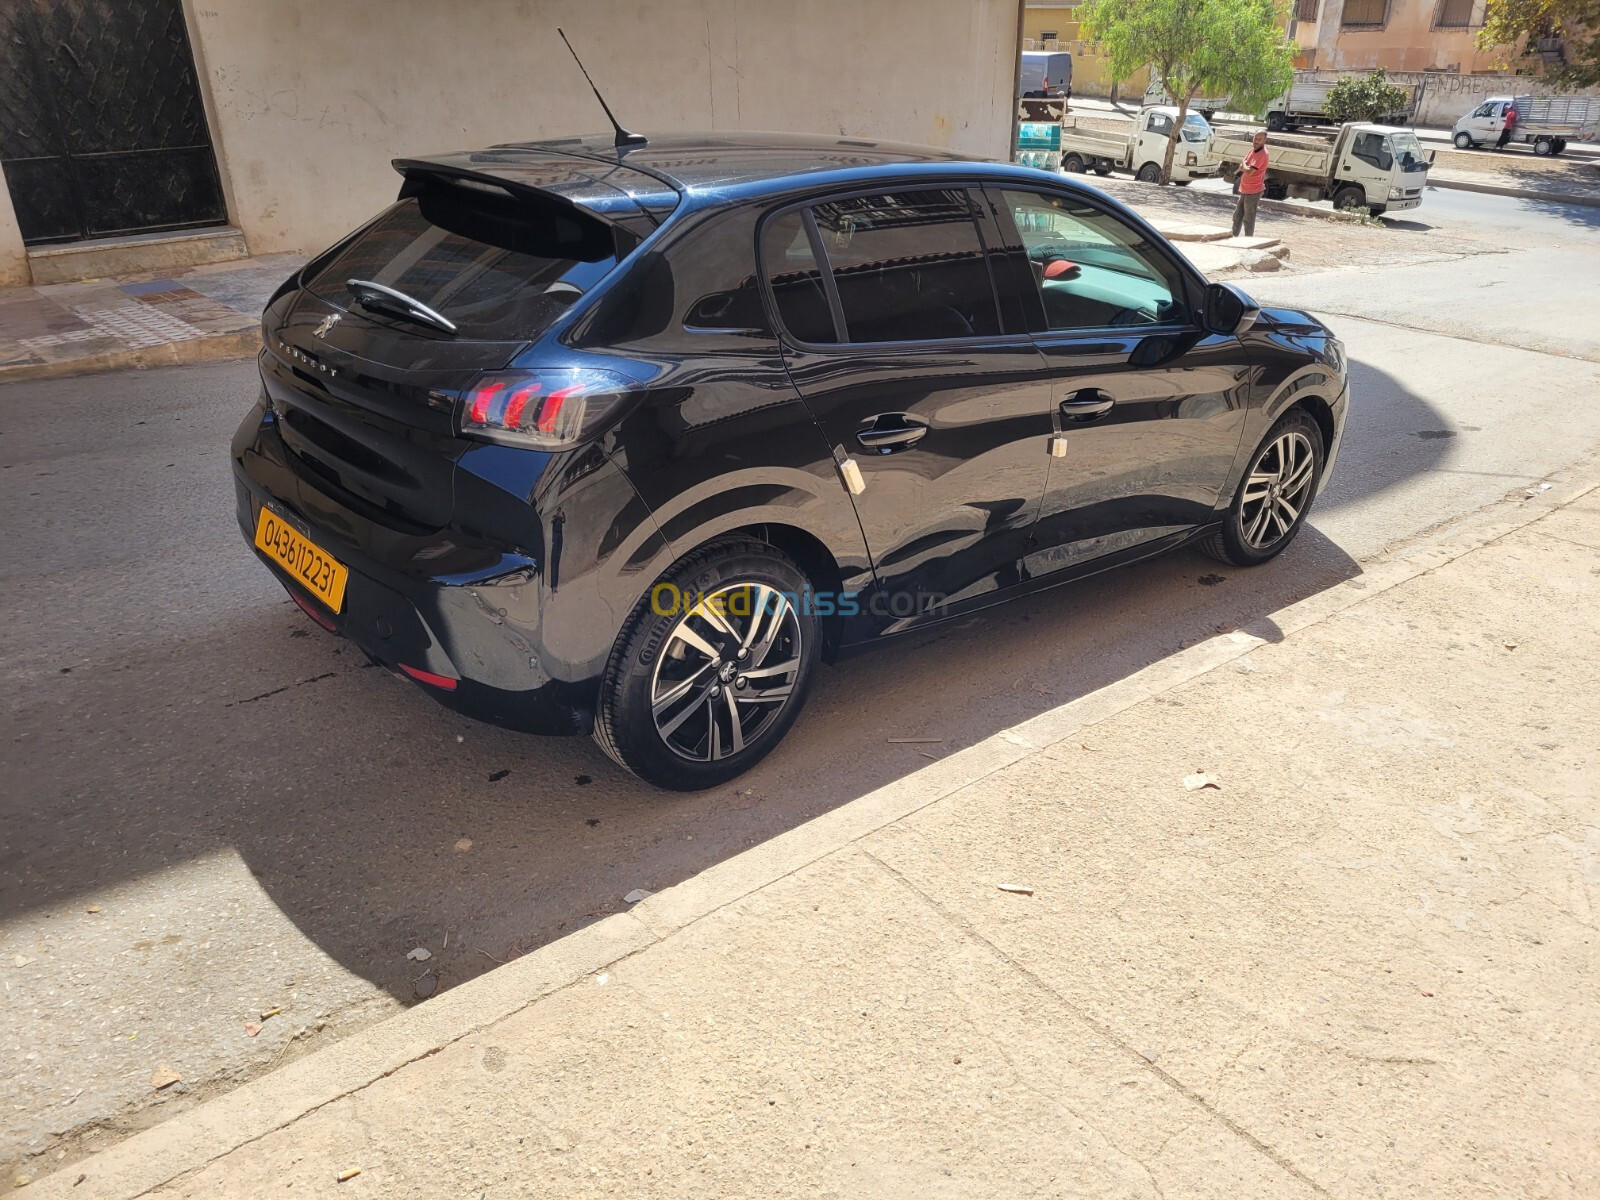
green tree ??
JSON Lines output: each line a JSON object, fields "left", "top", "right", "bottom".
{"left": 1077, "top": 0, "right": 1296, "bottom": 184}
{"left": 1322, "top": 68, "right": 1413, "bottom": 124}
{"left": 1478, "top": 0, "right": 1600, "bottom": 88}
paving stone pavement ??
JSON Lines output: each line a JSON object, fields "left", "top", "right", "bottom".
{"left": 0, "top": 256, "right": 302, "bottom": 379}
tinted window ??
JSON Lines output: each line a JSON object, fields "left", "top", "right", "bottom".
{"left": 809, "top": 190, "right": 1001, "bottom": 343}
{"left": 1000, "top": 189, "right": 1185, "bottom": 331}
{"left": 305, "top": 184, "right": 625, "bottom": 340}
{"left": 761, "top": 210, "right": 837, "bottom": 344}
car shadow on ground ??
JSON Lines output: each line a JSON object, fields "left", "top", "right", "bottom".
{"left": 0, "top": 354, "right": 1452, "bottom": 1008}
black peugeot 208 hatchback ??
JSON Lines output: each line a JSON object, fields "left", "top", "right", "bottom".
{"left": 233, "top": 132, "right": 1347, "bottom": 790}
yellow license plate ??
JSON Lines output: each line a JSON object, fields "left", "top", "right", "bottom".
{"left": 254, "top": 507, "right": 349, "bottom": 613}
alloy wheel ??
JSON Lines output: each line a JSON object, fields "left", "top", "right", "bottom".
{"left": 1239, "top": 429, "right": 1315, "bottom": 550}
{"left": 650, "top": 583, "right": 802, "bottom": 762}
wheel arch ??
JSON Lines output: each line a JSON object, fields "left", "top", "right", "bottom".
{"left": 1289, "top": 393, "right": 1336, "bottom": 459}
{"left": 700, "top": 521, "right": 850, "bottom": 659}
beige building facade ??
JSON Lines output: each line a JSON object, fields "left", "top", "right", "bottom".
{"left": 1, "top": 0, "right": 1024, "bottom": 288}
{"left": 1294, "top": 0, "right": 1598, "bottom": 125}
{"left": 1295, "top": 0, "right": 1504, "bottom": 74}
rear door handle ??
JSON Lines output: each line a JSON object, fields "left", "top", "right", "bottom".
{"left": 1059, "top": 389, "right": 1115, "bottom": 421}
{"left": 856, "top": 414, "right": 929, "bottom": 453}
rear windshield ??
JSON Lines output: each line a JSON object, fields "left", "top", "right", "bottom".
{"left": 305, "top": 183, "right": 630, "bottom": 340}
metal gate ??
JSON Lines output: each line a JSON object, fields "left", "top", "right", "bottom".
{"left": 0, "top": 0, "right": 228, "bottom": 245}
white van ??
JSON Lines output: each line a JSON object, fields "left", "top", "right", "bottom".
{"left": 1019, "top": 51, "right": 1073, "bottom": 98}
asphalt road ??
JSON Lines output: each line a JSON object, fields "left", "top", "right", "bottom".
{"left": 4, "top": 187, "right": 1599, "bottom": 1177}
{"left": 1187, "top": 172, "right": 1600, "bottom": 241}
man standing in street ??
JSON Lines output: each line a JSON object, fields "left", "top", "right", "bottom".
{"left": 1233, "top": 130, "right": 1269, "bottom": 237}
{"left": 1496, "top": 101, "right": 1517, "bottom": 150}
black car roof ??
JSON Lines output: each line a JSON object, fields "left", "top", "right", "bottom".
{"left": 401, "top": 132, "right": 1064, "bottom": 219}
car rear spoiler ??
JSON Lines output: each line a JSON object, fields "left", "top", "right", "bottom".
{"left": 392, "top": 156, "right": 677, "bottom": 227}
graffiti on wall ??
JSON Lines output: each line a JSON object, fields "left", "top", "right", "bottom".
{"left": 1393, "top": 70, "right": 1600, "bottom": 123}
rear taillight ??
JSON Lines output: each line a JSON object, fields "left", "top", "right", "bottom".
{"left": 455, "top": 369, "right": 640, "bottom": 450}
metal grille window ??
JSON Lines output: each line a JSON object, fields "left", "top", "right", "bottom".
{"left": 0, "top": 0, "right": 228, "bottom": 244}
{"left": 1295, "top": 0, "right": 1321, "bottom": 20}
{"left": 1435, "top": 0, "right": 1474, "bottom": 26}
{"left": 1341, "top": 0, "right": 1388, "bottom": 25}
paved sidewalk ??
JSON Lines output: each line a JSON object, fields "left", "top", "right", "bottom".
{"left": 0, "top": 256, "right": 299, "bottom": 384}
{"left": 20, "top": 475, "right": 1598, "bottom": 1198}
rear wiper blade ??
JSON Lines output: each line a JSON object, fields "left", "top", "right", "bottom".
{"left": 346, "top": 279, "right": 458, "bottom": 335}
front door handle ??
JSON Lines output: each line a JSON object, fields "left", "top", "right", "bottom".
{"left": 856, "top": 414, "right": 929, "bottom": 453}
{"left": 1059, "top": 389, "right": 1115, "bottom": 421}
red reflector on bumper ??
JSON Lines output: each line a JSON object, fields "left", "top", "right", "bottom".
{"left": 289, "top": 590, "right": 338, "bottom": 631}
{"left": 399, "top": 662, "right": 459, "bottom": 691}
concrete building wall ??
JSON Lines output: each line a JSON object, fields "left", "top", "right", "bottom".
{"left": 1295, "top": 0, "right": 1600, "bottom": 125}
{"left": 1020, "top": 4, "right": 1152, "bottom": 100}
{"left": 183, "top": 0, "right": 1022, "bottom": 258}
{"left": 0, "top": 177, "right": 25, "bottom": 289}
{"left": 0, "top": 0, "right": 1021, "bottom": 278}
{"left": 1301, "top": 0, "right": 1503, "bottom": 74}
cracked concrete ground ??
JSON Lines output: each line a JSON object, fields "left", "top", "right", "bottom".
{"left": 56, "top": 488, "right": 1591, "bottom": 1199}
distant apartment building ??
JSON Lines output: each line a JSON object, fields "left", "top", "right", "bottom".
{"left": 1021, "top": 0, "right": 1590, "bottom": 125}
{"left": 1293, "top": 0, "right": 1504, "bottom": 73}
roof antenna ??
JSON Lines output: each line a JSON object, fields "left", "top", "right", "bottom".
{"left": 558, "top": 28, "right": 648, "bottom": 150}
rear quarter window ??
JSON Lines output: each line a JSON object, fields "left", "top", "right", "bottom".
{"left": 304, "top": 183, "right": 627, "bottom": 341}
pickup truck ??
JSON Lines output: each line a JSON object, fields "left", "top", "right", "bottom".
{"left": 1058, "top": 106, "right": 1221, "bottom": 183}
{"left": 1451, "top": 95, "right": 1600, "bottom": 156}
{"left": 1213, "top": 123, "right": 1432, "bottom": 216}
{"left": 1264, "top": 73, "right": 1420, "bottom": 132}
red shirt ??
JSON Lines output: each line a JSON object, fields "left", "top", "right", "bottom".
{"left": 1239, "top": 146, "right": 1269, "bottom": 195}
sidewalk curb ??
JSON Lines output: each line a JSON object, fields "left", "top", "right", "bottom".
{"left": 0, "top": 330, "right": 260, "bottom": 386}
{"left": 1426, "top": 175, "right": 1600, "bottom": 208}
{"left": 25, "top": 465, "right": 1600, "bottom": 1200}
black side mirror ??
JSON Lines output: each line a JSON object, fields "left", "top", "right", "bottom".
{"left": 1203, "top": 282, "right": 1260, "bottom": 337}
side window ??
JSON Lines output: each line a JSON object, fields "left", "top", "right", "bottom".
{"left": 1352, "top": 131, "right": 1389, "bottom": 167}
{"left": 760, "top": 210, "right": 837, "bottom": 344}
{"left": 1472, "top": 101, "right": 1495, "bottom": 117}
{"left": 999, "top": 189, "right": 1185, "bottom": 332}
{"left": 1147, "top": 113, "right": 1173, "bottom": 136}
{"left": 808, "top": 190, "right": 1001, "bottom": 343}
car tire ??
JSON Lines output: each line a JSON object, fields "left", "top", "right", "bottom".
{"left": 1200, "top": 409, "right": 1325, "bottom": 568}
{"left": 1266, "top": 111, "right": 1286, "bottom": 132}
{"left": 593, "top": 538, "right": 821, "bottom": 791}
{"left": 1533, "top": 137, "right": 1553, "bottom": 156}
{"left": 1092, "top": 161, "right": 1113, "bottom": 176}
{"left": 1453, "top": 131, "right": 1475, "bottom": 149}
{"left": 1333, "top": 184, "right": 1366, "bottom": 211}
{"left": 1063, "top": 153, "right": 1086, "bottom": 173}
{"left": 1552, "top": 138, "right": 1567, "bottom": 155}
{"left": 1135, "top": 161, "right": 1162, "bottom": 183}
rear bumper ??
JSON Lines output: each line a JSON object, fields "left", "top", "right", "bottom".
{"left": 232, "top": 407, "right": 598, "bottom": 735}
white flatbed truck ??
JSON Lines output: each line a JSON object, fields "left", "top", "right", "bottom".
{"left": 1213, "top": 123, "right": 1432, "bottom": 216}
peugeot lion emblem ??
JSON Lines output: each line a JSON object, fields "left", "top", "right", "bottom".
{"left": 313, "top": 313, "right": 341, "bottom": 339}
